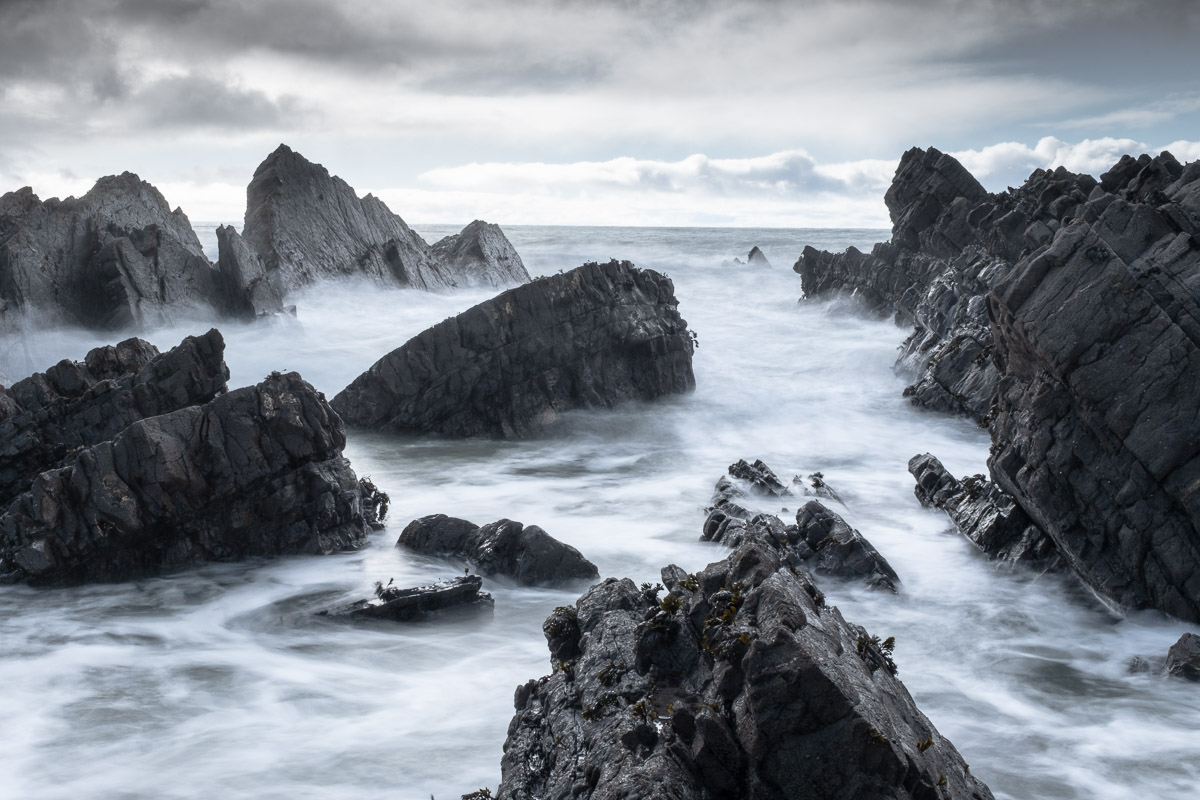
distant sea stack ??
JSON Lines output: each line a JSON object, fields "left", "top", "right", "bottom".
{"left": 799, "top": 146, "right": 1200, "bottom": 623}
{"left": 331, "top": 260, "right": 696, "bottom": 438}
{"left": 240, "top": 144, "right": 530, "bottom": 293}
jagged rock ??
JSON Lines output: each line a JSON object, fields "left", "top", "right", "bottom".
{"left": 241, "top": 144, "right": 455, "bottom": 292}
{"left": 430, "top": 220, "right": 531, "bottom": 289}
{"left": 1165, "top": 633, "right": 1200, "bottom": 682}
{"left": 987, "top": 176, "right": 1200, "bottom": 621}
{"left": 319, "top": 575, "right": 493, "bottom": 622}
{"left": 0, "top": 175, "right": 240, "bottom": 332}
{"left": 0, "top": 330, "right": 229, "bottom": 508}
{"left": 908, "top": 453, "right": 1061, "bottom": 570}
{"left": 214, "top": 224, "right": 289, "bottom": 317}
{"left": 398, "top": 514, "right": 598, "bottom": 586}
{"left": 725, "top": 458, "right": 790, "bottom": 497}
{"left": 331, "top": 260, "right": 695, "bottom": 438}
{"left": 496, "top": 538, "right": 993, "bottom": 799}
{"left": 0, "top": 371, "right": 369, "bottom": 585}
{"left": 798, "top": 471, "right": 844, "bottom": 504}
{"left": 746, "top": 246, "right": 771, "bottom": 267}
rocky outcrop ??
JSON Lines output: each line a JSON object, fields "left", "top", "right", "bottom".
{"left": 747, "top": 246, "right": 772, "bottom": 267}
{"left": 398, "top": 514, "right": 599, "bottom": 586}
{"left": 1165, "top": 633, "right": 1200, "bottom": 682}
{"left": 319, "top": 575, "right": 493, "bottom": 622}
{"left": 331, "top": 260, "right": 695, "bottom": 438}
{"left": 0, "top": 330, "right": 228, "bottom": 508}
{"left": 908, "top": 453, "right": 1061, "bottom": 570}
{"left": 0, "top": 369, "right": 370, "bottom": 585}
{"left": 430, "top": 220, "right": 530, "bottom": 289}
{"left": 497, "top": 537, "right": 993, "bottom": 799}
{"left": 214, "top": 224, "right": 290, "bottom": 318}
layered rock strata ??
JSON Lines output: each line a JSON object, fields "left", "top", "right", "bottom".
{"left": 497, "top": 537, "right": 993, "bottom": 799}
{"left": 331, "top": 260, "right": 696, "bottom": 438}
{"left": 430, "top": 219, "right": 531, "bottom": 288}
{"left": 398, "top": 514, "right": 599, "bottom": 586}
{"left": 0, "top": 363, "right": 371, "bottom": 585}
{"left": 320, "top": 575, "right": 493, "bottom": 622}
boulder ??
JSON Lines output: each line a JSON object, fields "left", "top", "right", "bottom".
{"left": 0, "top": 330, "right": 229, "bottom": 508}
{"left": 0, "top": 370, "right": 370, "bottom": 585}
{"left": 496, "top": 538, "right": 993, "bottom": 799}
{"left": 1165, "top": 633, "right": 1200, "bottom": 682}
{"left": 331, "top": 260, "right": 696, "bottom": 438}
{"left": 240, "top": 144, "right": 454, "bottom": 292}
{"left": 319, "top": 575, "right": 493, "bottom": 622}
{"left": 908, "top": 453, "right": 1061, "bottom": 570}
{"left": 725, "top": 458, "right": 790, "bottom": 498}
{"left": 398, "top": 514, "right": 599, "bottom": 586}
{"left": 430, "top": 219, "right": 531, "bottom": 288}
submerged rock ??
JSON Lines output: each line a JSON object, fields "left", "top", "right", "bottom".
{"left": 908, "top": 453, "right": 1061, "bottom": 570}
{"left": 319, "top": 575, "right": 493, "bottom": 622}
{"left": 430, "top": 219, "right": 531, "bottom": 289}
{"left": 398, "top": 514, "right": 599, "bottom": 586}
{"left": 0, "top": 370, "right": 370, "bottom": 585}
{"left": 1165, "top": 633, "right": 1200, "bottom": 682}
{"left": 331, "top": 260, "right": 695, "bottom": 438}
{"left": 0, "top": 330, "right": 229, "bottom": 508}
{"left": 747, "top": 245, "right": 772, "bottom": 267}
{"left": 496, "top": 537, "right": 993, "bottom": 799}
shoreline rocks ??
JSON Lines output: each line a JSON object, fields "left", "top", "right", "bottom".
{"left": 430, "top": 219, "right": 531, "bottom": 289}
{"left": 319, "top": 575, "right": 494, "bottom": 622}
{"left": 496, "top": 536, "right": 993, "bottom": 799}
{"left": 398, "top": 514, "right": 599, "bottom": 586}
{"left": 331, "top": 260, "right": 696, "bottom": 438}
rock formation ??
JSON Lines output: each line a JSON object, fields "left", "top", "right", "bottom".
{"left": 746, "top": 245, "right": 772, "bottom": 267}
{"left": 800, "top": 145, "right": 1200, "bottom": 623}
{"left": 0, "top": 341, "right": 373, "bottom": 585}
{"left": 214, "top": 224, "right": 290, "bottom": 318}
{"left": 319, "top": 575, "right": 493, "bottom": 622}
{"left": 496, "top": 537, "right": 993, "bottom": 799}
{"left": 331, "top": 260, "right": 696, "bottom": 438}
{"left": 908, "top": 453, "right": 1061, "bottom": 570}
{"left": 430, "top": 220, "right": 531, "bottom": 288}
{"left": 1165, "top": 633, "right": 1200, "bottom": 682}
{"left": 398, "top": 514, "right": 599, "bottom": 586}
{"left": 0, "top": 174, "right": 276, "bottom": 332}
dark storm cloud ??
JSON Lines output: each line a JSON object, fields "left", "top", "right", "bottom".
{"left": 130, "top": 74, "right": 303, "bottom": 129}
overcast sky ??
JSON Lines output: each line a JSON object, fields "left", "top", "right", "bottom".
{"left": 2, "top": 0, "right": 1198, "bottom": 227}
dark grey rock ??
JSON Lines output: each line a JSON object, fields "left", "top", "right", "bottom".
{"left": 496, "top": 538, "right": 993, "bottom": 800}
{"left": 214, "top": 224, "right": 288, "bottom": 318}
{"left": 430, "top": 219, "right": 531, "bottom": 289}
{"left": 331, "top": 260, "right": 695, "bottom": 438}
{"left": 398, "top": 514, "right": 598, "bottom": 586}
{"left": 794, "top": 500, "right": 900, "bottom": 591}
{"left": 1165, "top": 633, "right": 1200, "bottom": 682}
{"left": 241, "top": 144, "right": 454, "bottom": 293}
{"left": 319, "top": 575, "right": 493, "bottom": 622}
{"left": 746, "top": 246, "right": 771, "bottom": 268}
{"left": 909, "top": 453, "right": 1061, "bottom": 570}
{"left": 0, "top": 370, "right": 370, "bottom": 585}
{"left": 798, "top": 470, "right": 844, "bottom": 504}
{"left": 726, "top": 458, "right": 790, "bottom": 497}
{"left": 0, "top": 329, "right": 229, "bottom": 508}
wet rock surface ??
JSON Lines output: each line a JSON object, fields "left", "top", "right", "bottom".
{"left": 319, "top": 575, "right": 493, "bottom": 622}
{"left": 398, "top": 514, "right": 599, "bottom": 586}
{"left": 0, "top": 367, "right": 370, "bottom": 585}
{"left": 908, "top": 453, "right": 1061, "bottom": 570}
{"left": 430, "top": 219, "right": 531, "bottom": 289}
{"left": 331, "top": 260, "right": 696, "bottom": 438}
{"left": 0, "top": 330, "right": 229, "bottom": 507}
{"left": 1165, "top": 633, "right": 1200, "bottom": 682}
{"left": 496, "top": 537, "right": 993, "bottom": 800}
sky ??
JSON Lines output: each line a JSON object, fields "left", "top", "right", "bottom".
{"left": 1, "top": 0, "right": 1199, "bottom": 228}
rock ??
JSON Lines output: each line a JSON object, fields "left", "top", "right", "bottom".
{"left": 214, "top": 224, "right": 289, "bottom": 318}
{"left": 430, "top": 220, "right": 531, "bottom": 288}
{"left": 1165, "top": 633, "right": 1200, "bottom": 682}
{"left": 725, "top": 458, "right": 790, "bottom": 497}
{"left": 319, "top": 575, "right": 493, "bottom": 622}
{"left": 908, "top": 453, "right": 1061, "bottom": 570}
{"left": 331, "top": 260, "right": 696, "bottom": 438}
{"left": 240, "top": 144, "right": 454, "bottom": 292}
{"left": 0, "top": 370, "right": 370, "bottom": 585}
{"left": 0, "top": 175, "right": 247, "bottom": 331}
{"left": 746, "top": 246, "right": 771, "bottom": 268}
{"left": 496, "top": 537, "right": 993, "bottom": 799}
{"left": 798, "top": 470, "right": 844, "bottom": 504}
{"left": 398, "top": 514, "right": 599, "bottom": 586}
{"left": 0, "top": 330, "right": 229, "bottom": 508}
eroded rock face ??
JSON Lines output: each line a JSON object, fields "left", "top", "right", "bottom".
{"left": 430, "top": 220, "right": 530, "bottom": 289}
{"left": 1165, "top": 633, "right": 1200, "bottom": 682}
{"left": 331, "top": 260, "right": 696, "bottom": 438}
{"left": 0, "top": 330, "right": 229, "bottom": 508}
{"left": 214, "top": 224, "right": 290, "bottom": 318}
{"left": 398, "top": 514, "right": 598, "bottom": 586}
{"left": 0, "top": 370, "right": 369, "bottom": 585}
{"left": 0, "top": 175, "right": 231, "bottom": 332}
{"left": 908, "top": 453, "right": 1061, "bottom": 570}
{"left": 241, "top": 144, "right": 454, "bottom": 292}
{"left": 497, "top": 538, "right": 993, "bottom": 800}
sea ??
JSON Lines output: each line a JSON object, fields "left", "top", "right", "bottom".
{"left": 1, "top": 225, "right": 1197, "bottom": 799}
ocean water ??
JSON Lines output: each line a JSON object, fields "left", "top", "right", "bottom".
{"left": 1, "top": 225, "right": 1197, "bottom": 799}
